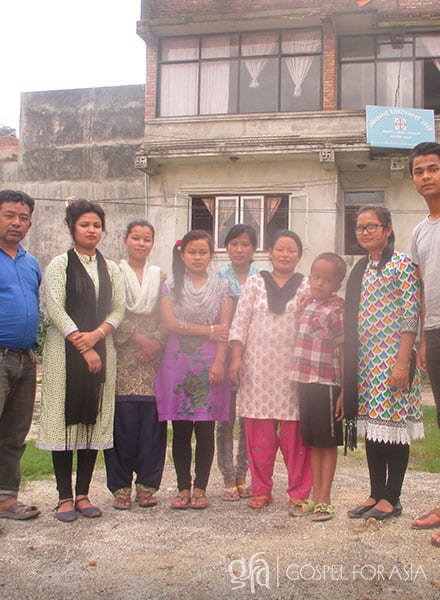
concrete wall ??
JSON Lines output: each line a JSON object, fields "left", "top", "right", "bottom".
{"left": 7, "top": 85, "right": 147, "bottom": 271}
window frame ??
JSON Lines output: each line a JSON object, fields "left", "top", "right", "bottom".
{"left": 339, "top": 32, "right": 440, "bottom": 113}
{"left": 158, "top": 28, "right": 323, "bottom": 117}
{"left": 191, "top": 194, "right": 289, "bottom": 251}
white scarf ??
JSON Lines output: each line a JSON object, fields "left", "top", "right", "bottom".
{"left": 119, "top": 259, "right": 161, "bottom": 315}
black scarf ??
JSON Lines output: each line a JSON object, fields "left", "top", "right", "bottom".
{"left": 260, "top": 271, "right": 304, "bottom": 314}
{"left": 64, "top": 249, "right": 112, "bottom": 428}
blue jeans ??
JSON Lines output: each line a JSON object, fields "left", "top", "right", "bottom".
{"left": 0, "top": 349, "right": 36, "bottom": 500}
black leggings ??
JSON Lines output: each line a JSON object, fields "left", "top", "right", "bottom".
{"left": 172, "top": 421, "right": 215, "bottom": 491}
{"left": 52, "top": 449, "right": 98, "bottom": 500}
{"left": 365, "top": 439, "right": 409, "bottom": 506}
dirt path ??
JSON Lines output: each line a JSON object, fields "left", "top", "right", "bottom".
{"left": 1, "top": 451, "right": 440, "bottom": 600}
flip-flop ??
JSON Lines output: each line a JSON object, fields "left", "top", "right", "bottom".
{"left": 0, "top": 501, "right": 40, "bottom": 520}
{"left": 190, "top": 492, "right": 209, "bottom": 510}
{"left": 289, "top": 499, "right": 315, "bottom": 517}
{"left": 170, "top": 492, "right": 190, "bottom": 510}
{"left": 221, "top": 486, "right": 240, "bottom": 501}
{"left": 411, "top": 508, "right": 440, "bottom": 530}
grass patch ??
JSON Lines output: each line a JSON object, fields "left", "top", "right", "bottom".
{"left": 341, "top": 406, "right": 440, "bottom": 473}
{"left": 21, "top": 441, "right": 105, "bottom": 484}
{"left": 409, "top": 406, "right": 440, "bottom": 473}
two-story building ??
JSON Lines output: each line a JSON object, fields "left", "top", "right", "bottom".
{"left": 135, "top": 0, "right": 440, "bottom": 273}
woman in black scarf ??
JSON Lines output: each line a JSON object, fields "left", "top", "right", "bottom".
{"left": 344, "top": 205, "right": 423, "bottom": 521}
{"left": 37, "top": 200, "right": 125, "bottom": 522}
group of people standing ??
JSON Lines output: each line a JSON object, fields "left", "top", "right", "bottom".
{"left": 0, "top": 142, "right": 439, "bottom": 546}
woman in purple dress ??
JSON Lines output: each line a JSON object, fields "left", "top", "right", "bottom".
{"left": 155, "top": 230, "right": 233, "bottom": 509}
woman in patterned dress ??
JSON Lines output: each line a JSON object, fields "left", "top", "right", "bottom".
{"left": 104, "top": 220, "right": 167, "bottom": 510}
{"left": 155, "top": 230, "right": 233, "bottom": 509}
{"left": 344, "top": 205, "right": 423, "bottom": 521}
{"left": 37, "top": 200, "right": 125, "bottom": 522}
{"left": 229, "top": 230, "right": 312, "bottom": 511}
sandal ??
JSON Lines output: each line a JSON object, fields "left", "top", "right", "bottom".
{"left": 237, "top": 484, "right": 253, "bottom": 498}
{"left": 288, "top": 497, "right": 303, "bottom": 511}
{"left": 75, "top": 497, "right": 102, "bottom": 518}
{"left": 411, "top": 508, "right": 440, "bottom": 530}
{"left": 289, "top": 499, "right": 315, "bottom": 517}
{"left": 190, "top": 489, "right": 209, "bottom": 510}
{"left": 170, "top": 490, "right": 191, "bottom": 510}
{"left": 54, "top": 498, "right": 77, "bottom": 523}
{"left": 247, "top": 494, "right": 273, "bottom": 509}
{"left": 431, "top": 531, "right": 440, "bottom": 547}
{"left": 0, "top": 500, "right": 40, "bottom": 521}
{"left": 312, "top": 502, "right": 335, "bottom": 522}
{"left": 221, "top": 486, "right": 240, "bottom": 501}
{"left": 113, "top": 487, "right": 132, "bottom": 510}
{"left": 135, "top": 484, "right": 158, "bottom": 508}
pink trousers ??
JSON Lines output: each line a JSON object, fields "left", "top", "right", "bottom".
{"left": 245, "top": 418, "right": 312, "bottom": 499}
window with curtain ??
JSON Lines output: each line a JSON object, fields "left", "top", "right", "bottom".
{"left": 158, "top": 29, "right": 322, "bottom": 117}
{"left": 340, "top": 33, "right": 440, "bottom": 113}
{"left": 191, "top": 195, "right": 289, "bottom": 250}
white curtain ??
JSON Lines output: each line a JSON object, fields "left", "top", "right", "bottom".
{"left": 283, "top": 30, "right": 321, "bottom": 96}
{"left": 160, "top": 37, "right": 199, "bottom": 116}
{"left": 200, "top": 35, "right": 231, "bottom": 114}
{"left": 421, "top": 35, "right": 440, "bottom": 71}
{"left": 242, "top": 33, "right": 277, "bottom": 88}
{"left": 160, "top": 63, "right": 198, "bottom": 116}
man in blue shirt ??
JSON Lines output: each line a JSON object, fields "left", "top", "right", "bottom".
{"left": 0, "top": 190, "right": 41, "bottom": 520}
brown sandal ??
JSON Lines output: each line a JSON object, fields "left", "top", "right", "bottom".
{"left": 171, "top": 490, "right": 191, "bottom": 510}
{"left": 135, "top": 484, "right": 158, "bottom": 508}
{"left": 113, "top": 488, "right": 132, "bottom": 510}
{"left": 190, "top": 488, "right": 209, "bottom": 509}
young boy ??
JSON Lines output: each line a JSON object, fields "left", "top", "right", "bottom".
{"left": 290, "top": 252, "right": 346, "bottom": 522}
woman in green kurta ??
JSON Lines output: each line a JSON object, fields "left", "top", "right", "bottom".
{"left": 37, "top": 200, "right": 125, "bottom": 522}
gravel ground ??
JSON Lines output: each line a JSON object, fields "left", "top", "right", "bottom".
{"left": 1, "top": 387, "right": 439, "bottom": 600}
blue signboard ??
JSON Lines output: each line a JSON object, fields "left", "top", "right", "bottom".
{"left": 366, "top": 105, "right": 435, "bottom": 149}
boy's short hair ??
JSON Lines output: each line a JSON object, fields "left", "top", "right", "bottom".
{"left": 312, "top": 252, "right": 347, "bottom": 283}
{"left": 408, "top": 142, "right": 440, "bottom": 175}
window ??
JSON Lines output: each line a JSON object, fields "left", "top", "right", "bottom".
{"left": 344, "top": 191, "right": 385, "bottom": 255}
{"left": 191, "top": 195, "right": 289, "bottom": 250}
{"left": 159, "top": 29, "right": 322, "bottom": 117}
{"left": 340, "top": 33, "right": 440, "bottom": 113}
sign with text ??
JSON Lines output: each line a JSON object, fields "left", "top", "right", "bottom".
{"left": 366, "top": 105, "right": 435, "bottom": 149}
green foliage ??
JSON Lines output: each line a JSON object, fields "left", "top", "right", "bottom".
{"left": 409, "top": 406, "right": 440, "bottom": 473}
{"left": 36, "top": 316, "right": 50, "bottom": 358}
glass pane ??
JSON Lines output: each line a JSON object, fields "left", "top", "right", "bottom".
{"left": 345, "top": 191, "right": 384, "bottom": 205}
{"left": 216, "top": 198, "right": 238, "bottom": 249}
{"left": 377, "top": 36, "right": 412, "bottom": 58}
{"left": 239, "top": 56, "right": 278, "bottom": 113}
{"left": 161, "top": 36, "right": 199, "bottom": 61}
{"left": 201, "top": 34, "right": 238, "bottom": 58}
{"left": 160, "top": 63, "right": 198, "bottom": 116}
{"left": 416, "top": 35, "right": 440, "bottom": 58}
{"left": 340, "top": 36, "right": 374, "bottom": 60}
{"left": 241, "top": 197, "right": 263, "bottom": 249}
{"left": 281, "top": 29, "right": 321, "bottom": 54}
{"left": 241, "top": 32, "right": 278, "bottom": 56}
{"left": 340, "top": 63, "right": 374, "bottom": 109}
{"left": 377, "top": 61, "right": 413, "bottom": 107}
{"left": 422, "top": 60, "right": 440, "bottom": 113}
{"left": 200, "top": 61, "right": 230, "bottom": 114}
{"left": 281, "top": 56, "right": 321, "bottom": 111}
